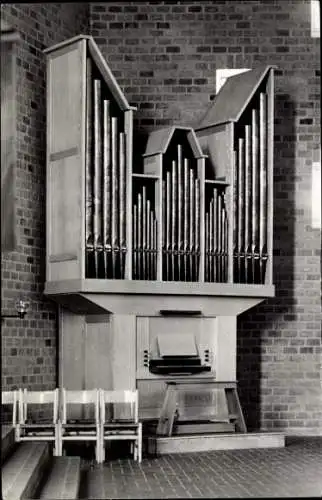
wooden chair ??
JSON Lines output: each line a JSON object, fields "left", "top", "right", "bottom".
{"left": 99, "top": 389, "right": 142, "bottom": 463}
{"left": 17, "top": 388, "right": 60, "bottom": 455}
{"left": 59, "top": 389, "right": 100, "bottom": 462}
{"left": 2, "top": 390, "right": 19, "bottom": 439}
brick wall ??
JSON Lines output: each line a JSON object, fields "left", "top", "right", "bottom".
{"left": 1, "top": 3, "right": 90, "bottom": 391}
{"left": 1, "top": 1, "right": 320, "bottom": 433}
{"left": 90, "top": 0, "right": 321, "bottom": 433}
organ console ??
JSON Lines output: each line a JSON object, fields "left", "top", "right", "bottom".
{"left": 44, "top": 35, "right": 277, "bottom": 451}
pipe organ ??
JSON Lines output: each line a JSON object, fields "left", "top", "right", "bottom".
{"left": 44, "top": 36, "right": 277, "bottom": 448}
{"left": 195, "top": 65, "right": 274, "bottom": 286}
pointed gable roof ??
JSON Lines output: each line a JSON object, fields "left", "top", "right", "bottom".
{"left": 143, "top": 126, "right": 206, "bottom": 158}
{"left": 196, "top": 65, "right": 276, "bottom": 130}
{"left": 44, "top": 35, "right": 133, "bottom": 112}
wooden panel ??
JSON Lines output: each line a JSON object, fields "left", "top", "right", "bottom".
{"left": 48, "top": 155, "right": 82, "bottom": 278}
{"left": 215, "top": 316, "right": 236, "bottom": 381}
{"left": 144, "top": 127, "right": 177, "bottom": 156}
{"left": 198, "top": 65, "right": 273, "bottom": 128}
{"left": 111, "top": 314, "right": 136, "bottom": 419}
{"left": 59, "top": 309, "right": 113, "bottom": 390}
{"left": 45, "top": 278, "right": 275, "bottom": 298}
{"left": 49, "top": 260, "right": 81, "bottom": 282}
{"left": 59, "top": 308, "right": 86, "bottom": 391}
{"left": 196, "top": 125, "right": 232, "bottom": 180}
{"left": 143, "top": 154, "right": 161, "bottom": 176}
{"left": 1, "top": 39, "right": 18, "bottom": 251}
{"left": 111, "top": 315, "right": 136, "bottom": 390}
{"left": 137, "top": 379, "right": 164, "bottom": 419}
{"left": 85, "top": 316, "right": 113, "bottom": 390}
{"left": 266, "top": 69, "right": 274, "bottom": 285}
{"left": 87, "top": 291, "right": 265, "bottom": 316}
{"left": 46, "top": 39, "right": 86, "bottom": 283}
{"left": 48, "top": 44, "right": 84, "bottom": 154}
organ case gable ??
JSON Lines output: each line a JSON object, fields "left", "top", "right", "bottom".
{"left": 196, "top": 65, "right": 275, "bottom": 286}
{"left": 45, "top": 35, "right": 135, "bottom": 284}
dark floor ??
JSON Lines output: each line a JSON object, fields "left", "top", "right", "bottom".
{"left": 78, "top": 437, "right": 322, "bottom": 499}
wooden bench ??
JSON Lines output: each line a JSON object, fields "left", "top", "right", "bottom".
{"left": 39, "top": 456, "right": 81, "bottom": 499}
{"left": 156, "top": 380, "right": 247, "bottom": 436}
{"left": 2, "top": 442, "right": 49, "bottom": 500}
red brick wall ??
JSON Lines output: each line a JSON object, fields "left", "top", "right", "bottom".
{"left": 1, "top": 3, "right": 89, "bottom": 391}
{"left": 90, "top": 0, "right": 321, "bottom": 433}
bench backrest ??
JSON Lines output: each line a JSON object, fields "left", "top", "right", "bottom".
{"left": 99, "top": 389, "right": 139, "bottom": 423}
{"left": 61, "top": 389, "right": 99, "bottom": 424}
{"left": 19, "top": 388, "right": 59, "bottom": 423}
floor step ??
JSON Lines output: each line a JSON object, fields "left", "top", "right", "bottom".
{"left": 173, "top": 421, "right": 236, "bottom": 434}
{"left": 148, "top": 431, "right": 286, "bottom": 455}
{"left": 39, "top": 456, "right": 81, "bottom": 500}
{"left": 86, "top": 468, "right": 105, "bottom": 500}
{"left": 2, "top": 442, "right": 50, "bottom": 500}
{"left": 1, "top": 425, "right": 15, "bottom": 464}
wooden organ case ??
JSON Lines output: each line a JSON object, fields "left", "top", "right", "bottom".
{"left": 44, "top": 36, "right": 279, "bottom": 451}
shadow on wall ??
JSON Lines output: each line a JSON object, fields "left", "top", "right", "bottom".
{"left": 132, "top": 128, "right": 149, "bottom": 173}
{"left": 237, "top": 93, "right": 296, "bottom": 431}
